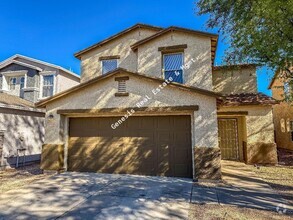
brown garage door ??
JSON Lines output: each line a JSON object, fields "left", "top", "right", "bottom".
{"left": 68, "top": 116, "right": 192, "bottom": 178}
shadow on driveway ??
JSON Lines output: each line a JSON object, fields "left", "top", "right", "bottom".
{"left": 0, "top": 172, "right": 192, "bottom": 220}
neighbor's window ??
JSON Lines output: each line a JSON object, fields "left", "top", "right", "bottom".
{"left": 163, "top": 53, "right": 183, "bottom": 83}
{"left": 9, "top": 77, "right": 17, "bottom": 90}
{"left": 20, "top": 77, "right": 25, "bottom": 89}
{"left": 102, "top": 59, "right": 118, "bottom": 74}
{"left": 42, "top": 75, "right": 54, "bottom": 97}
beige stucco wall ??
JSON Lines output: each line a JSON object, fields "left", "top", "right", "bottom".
{"left": 56, "top": 70, "right": 80, "bottom": 93}
{"left": 0, "top": 109, "right": 44, "bottom": 168}
{"left": 137, "top": 32, "right": 213, "bottom": 91}
{"left": 219, "top": 105, "right": 275, "bottom": 144}
{"left": 80, "top": 28, "right": 158, "bottom": 83}
{"left": 44, "top": 72, "right": 219, "bottom": 151}
{"left": 213, "top": 66, "right": 257, "bottom": 94}
{"left": 271, "top": 77, "right": 285, "bottom": 101}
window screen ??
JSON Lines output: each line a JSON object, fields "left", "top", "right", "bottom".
{"left": 102, "top": 59, "right": 118, "bottom": 74}
{"left": 163, "top": 53, "right": 183, "bottom": 83}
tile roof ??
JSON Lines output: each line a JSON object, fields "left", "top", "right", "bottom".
{"left": 220, "top": 93, "right": 278, "bottom": 106}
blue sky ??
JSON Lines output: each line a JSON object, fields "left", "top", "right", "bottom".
{"left": 0, "top": 0, "right": 273, "bottom": 95}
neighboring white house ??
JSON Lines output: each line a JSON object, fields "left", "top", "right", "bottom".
{"left": 0, "top": 54, "right": 80, "bottom": 168}
{"left": 0, "top": 54, "right": 80, "bottom": 103}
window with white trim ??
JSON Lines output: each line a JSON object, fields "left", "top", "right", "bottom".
{"left": 9, "top": 77, "right": 17, "bottom": 90}
{"left": 102, "top": 59, "right": 118, "bottom": 74}
{"left": 42, "top": 75, "right": 54, "bottom": 97}
{"left": 20, "top": 77, "right": 25, "bottom": 89}
{"left": 163, "top": 53, "right": 184, "bottom": 83}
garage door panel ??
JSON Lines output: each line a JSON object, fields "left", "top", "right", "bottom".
{"left": 174, "top": 164, "right": 189, "bottom": 177}
{"left": 139, "top": 117, "right": 155, "bottom": 129}
{"left": 157, "top": 117, "right": 174, "bottom": 130}
{"left": 174, "top": 148, "right": 189, "bottom": 163}
{"left": 174, "top": 132, "right": 191, "bottom": 143}
{"left": 68, "top": 116, "right": 192, "bottom": 178}
{"left": 174, "top": 117, "right": 191, "bottom": 129}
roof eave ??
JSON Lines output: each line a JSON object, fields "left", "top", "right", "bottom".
{"left": 0, "top": 54, "right": 80, "bottom": 79}
{"left": 36, "top": 68, "right": 222, "bottom": 107}
{"left": 131, "top": 26, "right": 219, "bottom": 50}
{"left": 74, "top": 23, "right": 163, "bottom": 59}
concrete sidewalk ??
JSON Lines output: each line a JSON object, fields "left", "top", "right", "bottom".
{"left": 191, "top": 160, "right": 292, "bottom": 214}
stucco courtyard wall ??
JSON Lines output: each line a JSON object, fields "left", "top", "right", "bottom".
{"left": 273, "top": 102, "right": 293, "bottom": 150}
{"left": 212, "top": 66, "right": 257, "bottom": 94}
{"left": 43, "top": 72, "right": 220, "bottom": 179}
{"left": 219, "top": 105, "right": 277, "bottom": 164}
{"left": 0, "top": 108, "right": 45, "bottom": 168}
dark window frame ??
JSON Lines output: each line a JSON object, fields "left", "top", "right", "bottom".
{"left": 162, "top": 52, "right": 184, "bottom": 84}
{"left": 101, "top": 59, "right": 118, "bottom": 75}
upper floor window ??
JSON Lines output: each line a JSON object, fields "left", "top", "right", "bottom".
{"left": 102, "top": 59, "right": 118, "bottom": 75}
{"left": 42, "top": 75, "right": 54, "bottom": 98}
{"left": 9, "top": 77, "right": 17, "bottom": 90}
{"left": 20, "top": 77, "right": 25, "bottom": 89}
{"left": 163, "top": 53, "right": 183, "bottom": 83}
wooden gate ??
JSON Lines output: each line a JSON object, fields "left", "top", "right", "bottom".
{"left": 218, "top": 119, "right": 239, "bottom": 160}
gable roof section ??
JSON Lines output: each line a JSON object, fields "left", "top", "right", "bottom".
{"left": 268, "top": 74, "right": 277, "bottom": 89}
{"left": 0, "top": 54, "right": 80, "bottom": 79}
{"left": 74, "top": 23, "right": 163, "bottom": 59}
{"left": 0, "top": 92, "right": 34, "bottom": 108}
{"left": 268, "top": 67, "right": 293, "bottom": 89}
{"left": 36, "top": 68, "right": 221, "bottom": 107}
{"left": 0, "top": 60, "right": 42, "bottom": 72}
{"left": 0, "top": 92, "right": 44, "bottom": 112}
{"left": 130, "top": 26, "right": 218, "bottom": 63}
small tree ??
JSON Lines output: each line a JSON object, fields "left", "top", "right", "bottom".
{"left": 196, "top": 0, "right": 293, "bottom": 78}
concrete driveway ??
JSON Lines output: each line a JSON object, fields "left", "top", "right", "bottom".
{"left": 0, "top": 173, "right": 192, "bottom": 220}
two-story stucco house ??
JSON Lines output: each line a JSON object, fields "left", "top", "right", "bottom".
{"left": 0, "top": 54, "right": 80, "bottom": 168}
{"left": 269, "top": 70, "right": 293, "bottom": 151}
{"left": 36, "top": 24, "right": 277, "bottom": 180}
